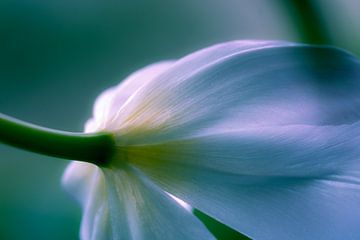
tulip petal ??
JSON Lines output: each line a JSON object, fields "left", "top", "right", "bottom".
{"left": 102, "top": 165, "right": 215, "bottom": 240}
{"left": 62, "top": 161, "right": 97, "bottom": 205}
{"left": 146, "top": 40, "right": 293, "bottom": 84}
{"left": 64, "top": 41, "right": 360, "bottom": 240}
{"left": 63, "top": 162, "right": 112, "bottom": 240}
{"left": 126, "top": 123, "right": 360, "bottom": 240}
{"left": 107, "top": 42, "right": 360, "bottom": 145}
{"left": 89, "top": 61, "right": 175, "bottom": 132}
{"left": 63, "top": 162, "right": 215, "bottom": 240}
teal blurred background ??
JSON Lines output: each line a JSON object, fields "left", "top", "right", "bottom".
{"left": 0, "top": 0, "right": 359, "bottom": 239}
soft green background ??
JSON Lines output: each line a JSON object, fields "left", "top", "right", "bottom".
{"left": 0, "top": 0, "right": 359, "bottom": 239}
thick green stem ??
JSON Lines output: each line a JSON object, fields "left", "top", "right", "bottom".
{"left": 0, "top": 113, "right": 115, "bottom": 166}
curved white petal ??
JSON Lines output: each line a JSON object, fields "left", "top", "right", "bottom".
{"left": 105, "top": 43, "right": 360, "bottom": 145}
{"left": 89, "top": 61, "right": 175, "bottom": 132}
{"left": 65, "top": 163, "right": 215, "bottom": 240}
{"left": 62, "top": 162, "right": 112, "bottom": 240}
{"left": 91, "top": 87, "right": 118, "bottom": 131}
{"left": 63, "top": 41, "right": 360, "bottom": 240}
{"left": 62, "top": 161, "right": 98, "bottom": 205}
{"left": 102, "top": 165, "right": 215, "bottom": 240}
{"left": 79, "top": 168, "right": 112, "bottom": 240}
{"left": 127, "top": 123, "right": 360, "bottom": 239}
{"left": 107, "top": 42, "right": 360, "bottom": 239}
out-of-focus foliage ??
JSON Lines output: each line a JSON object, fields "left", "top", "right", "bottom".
{"left": 0, "top": 0, "right": 359, "bottom": 239}
{"left": 316, "top": 0, "right": 360, "bottom": 55}
{"left": 279, "top": 0, "right": 360, "bottom": 54}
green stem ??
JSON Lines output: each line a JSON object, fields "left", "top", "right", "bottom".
{"left": 0, "top": 113, "right": 115, "bottom": 166}
{"left": 280, "top": 0, "right": 332, "bottom": 44}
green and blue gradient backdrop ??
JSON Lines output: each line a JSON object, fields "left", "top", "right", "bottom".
{"left": 0, "top": 0, "right": 359, "bottom": 239}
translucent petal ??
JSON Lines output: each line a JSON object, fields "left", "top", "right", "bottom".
{"left": 92, "top": 87, "right": 117, "bottom": 131}
{"left": 146, "top": 40, "right": 294, "bottom": 83}
{"left": 89, "top": 61, "right": 175, "bottom": 132}
{"left": 62, "top": 161, "right": 97, "bottom": 205}
{"left": 105, "top": 43, "right": 360, "bottom": 145}
{"left": 62, "top": 162, "right": 112, "bottom": 240}
{"left": 66, "top": 57, "right": 199, "bottom": 240}
{"left": 64, "top": 41, "right": 360, "bottom": 239}
{"left": 104, "top": 165, "right": 215, "bottom": 240}
{"left": 66, "top": 164, "right": 215, "bottom": 240}
{"left": 79, "top": 168, "right": 112, "bottom": 240}
{"left": 126, "top": 123, "right": 360, "bottom": 239}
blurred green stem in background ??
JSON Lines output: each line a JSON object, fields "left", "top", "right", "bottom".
{"left": 0, "top": 113, "right": 114, "bottom": 165}
{"left": 279, "top": 0, "right": 332, "bottom": 44}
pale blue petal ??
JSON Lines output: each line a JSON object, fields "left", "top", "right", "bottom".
{"left": 65, "top": 61, "right": 212, "bottom": 239}
{"left": 106, "top": 43, "right": 360, "bottom": 145}
{"left": 88, "top": 61, "right": 175, "bottom": 132}
{"left": 102, "top": 165, "right": 215, "bottom": 240}
{"left": 62, "top": 161, "right": 98, "bottom": 206}
{"left": 62, "top": 162, "right": 112, "bottom": 240}
{"left": 64, "top": 41, "right": 360, "bottom": 240}
{"left": 150, "top": 40, "right": 293, "bottom": 83}
{"left": 63, "top": 162, "right": 214, "bottom": 240}
{"left": 127, "top": 123, "right": 360, "bottom": 240}
{"left": 80, "top": 169, "right": 112, "bottom": 240}
{"left": 101, "top": 41, "right": 360, "bottom": 239}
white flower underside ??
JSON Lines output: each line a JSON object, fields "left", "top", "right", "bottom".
{"left": 62, "top": 40, "right": 360, "bottom": 240}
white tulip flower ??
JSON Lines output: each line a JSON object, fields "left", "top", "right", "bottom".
{"left": 63, "top": 40, "right": 360, "bottom": 240}
{"left": 2, "top": 40, "right": 360, "bottom": 240}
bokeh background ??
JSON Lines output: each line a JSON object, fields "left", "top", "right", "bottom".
{"left": 0, "top": 0, "right": 359, "bottom": 239}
